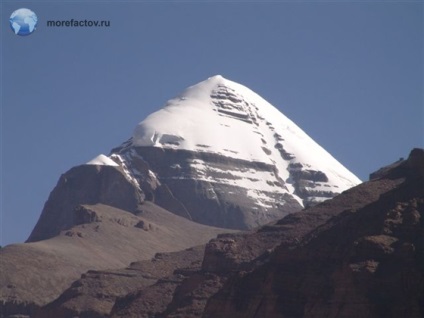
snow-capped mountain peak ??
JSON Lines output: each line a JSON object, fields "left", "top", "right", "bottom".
{"left": 133, "top": 75, "right": 282, "bottom": 162}
{"left": 109, "top": 76, "right": 361, "bottom": 229}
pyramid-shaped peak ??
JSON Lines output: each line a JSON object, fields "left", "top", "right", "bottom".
{"left": 180, "top": 74, "right": 243, "bottom": 100}
{"left": 131, "top": 76, "right": 283, "bottom": 156}
{"left": 129, "top": 76, "right": 360, "bottom": 183}
{"left": 207, "top": 74, "right": 225, "bottom": 81}
{"left": 204, "top": 74, "right": 239, "bottom": 87}
{"left": 204, "top": 74, "right": 235, "bottom": 85}
{"left": 112, "top": 76, "right": 361, "bottom": 229}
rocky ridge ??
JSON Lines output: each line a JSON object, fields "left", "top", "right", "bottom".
{"left": 202, "top": 149, "right": 424, "bottom": 318}
{"left": 32, "top": 149, "right": 423, "bottom": 318}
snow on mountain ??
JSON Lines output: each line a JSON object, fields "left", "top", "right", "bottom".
{"left": 106, "top": 75, "right": 361, "bottom": 229}
{"left": 133, "top": 75, "right": 359, "bottom": 196}
{"left": 86, "top": 154, "right": 119, "bottom": 166}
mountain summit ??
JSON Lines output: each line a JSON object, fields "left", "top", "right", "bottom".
{"left": 108, "top": 75, "right": 361, "bottom": 229}
{"left": 3, "top": 76, "right": 367, "bottom": 317}
{"left": 28, "top": 75, "right": 361, "bottom": 242}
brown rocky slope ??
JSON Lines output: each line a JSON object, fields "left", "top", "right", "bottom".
{"left": 0, "top": 202, "right": 232, "bottom": 318}
{"left": 202, "top": 148, "right": 424, "bottom": 318}
{"left": 3, "top": 149, "right": 422, "bottom": 318}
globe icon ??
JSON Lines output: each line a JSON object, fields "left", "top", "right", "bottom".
{"left": 9, "top": 8, "right": 38, "bottom": 36}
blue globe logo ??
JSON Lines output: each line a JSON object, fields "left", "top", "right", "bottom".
{"left": 9, "top": 8, "right": 38, "bottom": 36}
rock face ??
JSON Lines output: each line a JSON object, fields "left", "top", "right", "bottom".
{"left": 108, "top": 75, "right": 361, "bottom": 230}
{"left": 201, "top": 148, "right": 424, "bottom": 318}
{"left": 27, "top": 164, "right": 146, "bottom": 242}
{"left": 49, "top": 148, "right": 421, "bottom": 318}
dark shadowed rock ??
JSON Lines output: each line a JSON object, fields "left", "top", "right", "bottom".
{"left": 202, "top": 148, "right": 424, "bottom": 318}
{"left": 113, "top": 146, "right": 304, "bottom": 230}
{"left": 27, "top": 164, "right": 145, "bottom": 242}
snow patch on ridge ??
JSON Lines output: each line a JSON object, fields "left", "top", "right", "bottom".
{"left": 110, "top": 153, "right": 141, "bottom": 189}
{"left": 86, "top": 154, "right": 119, "bottom": 167}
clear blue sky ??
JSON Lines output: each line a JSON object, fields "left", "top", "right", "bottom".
{"left": 1, "top": 1, "right": 423, "bottom": 246}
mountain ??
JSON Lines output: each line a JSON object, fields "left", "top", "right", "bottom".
{"left": 33, "top": 148, "right": 423, "bottom": 318}
{"left": 112, "top": 75, "right": 360, "bottom": 229}
{"left": 110, "top": 75, "right": 361, "bottom": 230}
{"left": 27, "top": 75, "right": 360, "bottom": 243}
{"left": 1, "top": 75, "right": 363, "bottom": 317}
